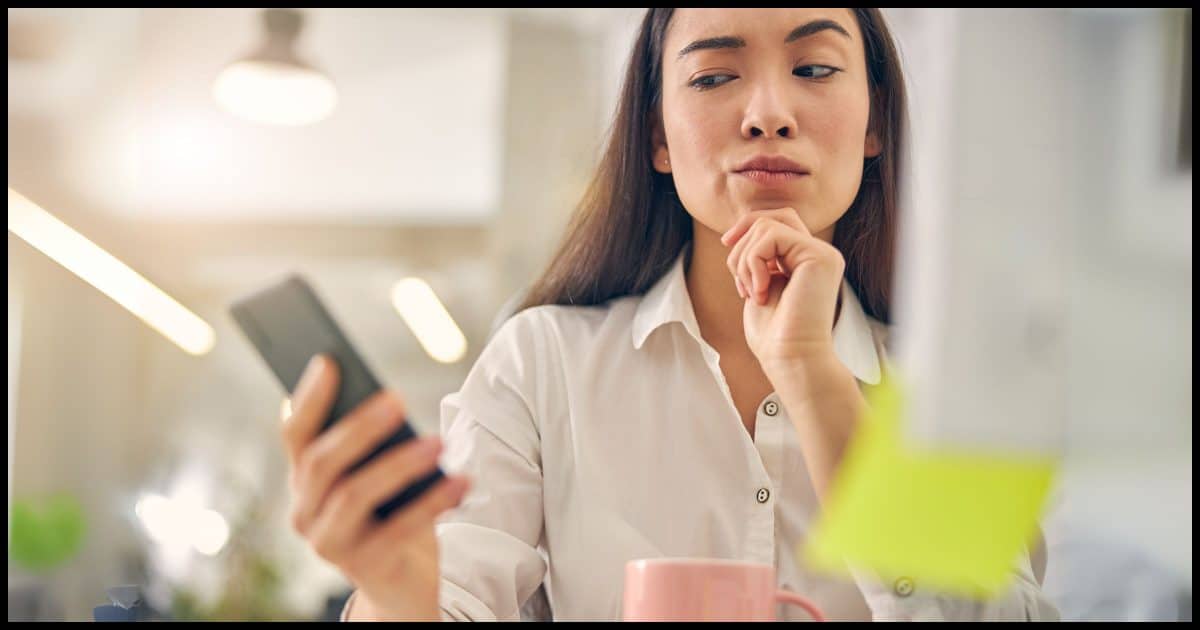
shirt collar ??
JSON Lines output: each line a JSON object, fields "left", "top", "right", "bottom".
{"left": 631, "top": 248, "right": 883, "bottom": 385}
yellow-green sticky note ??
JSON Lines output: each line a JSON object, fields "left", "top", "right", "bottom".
{"left": 803, "top": 372, "right": 1057, "bottom": 598}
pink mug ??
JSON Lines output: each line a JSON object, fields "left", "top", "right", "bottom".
{"left": 623, "top": 558, "right": 825, "bottom": 622}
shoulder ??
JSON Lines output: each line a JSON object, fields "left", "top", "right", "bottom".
{"left": 490, "top": 296, "right": 642, "bottom": 357}
{"left": 457, "top": 297, "right": 641, "bottom": 426}
{"left": 865, "top": 316, "right": 894, "bottom": 367}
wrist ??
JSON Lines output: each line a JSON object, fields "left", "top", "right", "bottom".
{"left": 349, "top": 589, "right": 441, "bottom": 621}
{"left": 758, "top": 342, "right": 840, "bottom": 380}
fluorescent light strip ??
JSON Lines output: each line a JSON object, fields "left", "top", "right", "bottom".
{"left": 391, "top": 278, "right": 467, "bottom": 364}
{"left": 8, "top": 188, "right": 215, "bottom": 355}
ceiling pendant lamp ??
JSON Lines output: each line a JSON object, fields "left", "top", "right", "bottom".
{"left": 213, "top": 8, "right": 337, "bottom": 126}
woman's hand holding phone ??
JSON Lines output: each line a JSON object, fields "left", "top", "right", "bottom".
{"left": 281, "top": 355, "right": 471, "bottom": 620}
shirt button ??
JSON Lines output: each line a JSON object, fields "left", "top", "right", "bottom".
{"left": 893, "top": 577, "right": 915, "bottom": 598}
{"left": 756, "top": 488, "right": 771, "bottom": 503}
{"left": 763, "top": 401, "right": 779, "bottom": 416}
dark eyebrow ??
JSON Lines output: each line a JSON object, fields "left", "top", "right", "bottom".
{"left": 784, "top": 19, "right": 853, "bottom": 45}
{"left": 677, "top": 19, "right": 853, "bottom": 59}
{"left": 677, "top": 35, "right": 745, "bottom": 59}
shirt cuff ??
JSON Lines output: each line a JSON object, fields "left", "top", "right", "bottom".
{"left": 340, "top": 589, "right": 458, "bottom": 622}
{"left": 339, "top": 591, "right": 357, "bottom": 622}
{"left": 439, "top": 578, "right": 521, "bottom": 621}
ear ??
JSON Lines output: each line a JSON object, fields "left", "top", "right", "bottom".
{"left": 864, "top": 129, "right": 882, "bottom": 159}
{"left": 650, "top": 113, "right": 672, "bottom": 174}
{"left": 864, "top": 86, "right": 883, "bottom": 158}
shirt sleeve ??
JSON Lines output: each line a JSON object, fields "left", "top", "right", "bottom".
{"left": 849, "top": 546, "right": 1061, "bottom": 621}
{"left": 433, "top": 310, "right": 552, "bottom": 621}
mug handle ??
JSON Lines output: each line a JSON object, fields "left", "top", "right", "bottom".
{"left": 775, "top": 589, "right": 825, "bottom": 622}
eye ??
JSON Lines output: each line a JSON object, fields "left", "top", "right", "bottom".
{"left": 793, "top": 65, "right": 841, "bottom": 79}
{"left": 689, "top": 74, "right": 736, "bottom": 91}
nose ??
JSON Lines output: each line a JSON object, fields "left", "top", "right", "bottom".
{"left": 741, "top": 81, "right": 797, "bottom": 140}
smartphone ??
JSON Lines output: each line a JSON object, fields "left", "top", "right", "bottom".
{"left": 229, "top": 274, "right": 444, "bottom": 520}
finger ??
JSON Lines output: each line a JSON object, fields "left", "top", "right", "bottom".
{"left": 727, "top": 218, "right": 760, "bottom": 290}
{"left": 725, "top": 217, "right": 753, "bottom": 274}
{"left": 737, "top": 230, "right": 758, "bottom": 306}
{"left": 360, "top": 475, "right": 471, "bottom": 557}
{"left": 306, "top": 499, "right": 370, "bottom": 565}
{"left": 750, "top": 244, "right": 772, "bottom": 305}
{"left": 332, "top": 436, "right": 444, "bottom": 529}
{"left": 760, "top": 207, "right": 810, "bottom": 236}
{"left": 291, "top": 392, "right": 408, "bottom": 533}
{"left": 282, "top": 355, "right": 340, "bottom": 466}
{"left": 737, "top": 220, "right": 773, "bottom": 301}
{"left": 305, "top": 436, "right": 443, "bottom": 560}
{"left": 721, "top": 207, "right": 809, "bottom": 247}
{"left": 721, "top": 212, "right": 757, "bottom": 247}
{"left": 759, "top": 221, "right": 817, "bottom": 279}
{"left": 749, "top": 231, "right": 776, "bottom": 305}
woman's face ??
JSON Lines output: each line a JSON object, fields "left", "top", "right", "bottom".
{"left": 654, "top": 8, "right": 881, "bottom": 243}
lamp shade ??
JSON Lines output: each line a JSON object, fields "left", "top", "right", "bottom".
{"left": 213, "top": 8, "right": 337, "bottom": 126}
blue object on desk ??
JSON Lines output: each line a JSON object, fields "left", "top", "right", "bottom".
{"left": 93, "top": 585, "right": 148, "bottom": 622}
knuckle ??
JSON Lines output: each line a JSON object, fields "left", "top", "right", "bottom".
{"left": 379, "top": 391, "right": 406, "bottom": 418}
{"left": 435, "top": 483, "right": 464, "bottom": 514}
{"left": 312, "top": 537, "right": 336, "bottom": 562}
{"left": 290, "top": 508, "right": 307, "bottom": 535}
{"left": 328, "top": 481, "right": 360, "bottom": 515}
{"left": 434, "top": 479, "right": 460, "bottom": 505}
{"left": 298, "top": 449, "right": 330, "bottom": 486}
{"left": 397, "top": 447, "right": 434, "bottom": 483}
{"left": 390, "top": 390, "right": 407, "bottom": 409}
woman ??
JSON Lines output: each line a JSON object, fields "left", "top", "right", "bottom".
{"left": 280, "top": 8, "right": 1057, "bottom": 621}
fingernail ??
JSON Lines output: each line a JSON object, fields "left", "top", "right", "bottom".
{"left": 293, "top": 355, "right": 325, "bottom": 400}
{"left": 417, "top": 437, "right": 442, "bottom": 455}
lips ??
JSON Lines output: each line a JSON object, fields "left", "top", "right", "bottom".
{"left": 735, "top": 170, "right": 807, "bottom": 186}
{"left": 733, "top": 154, "right": 809, "bottom": 175}
{"left": 732, "top": 155, "right": 810, "bottom": 187}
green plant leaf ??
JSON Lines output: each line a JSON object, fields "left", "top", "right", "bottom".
{"left": 10, "top": 494, "right": 87, "bottom": 572}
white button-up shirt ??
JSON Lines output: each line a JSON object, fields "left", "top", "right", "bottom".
{"left": 431, "top": 250, "right": 1058, "bottom": 621}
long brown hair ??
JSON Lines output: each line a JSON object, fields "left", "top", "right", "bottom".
{"left": 518, "top": 8, "right": 906, "bottom": 324}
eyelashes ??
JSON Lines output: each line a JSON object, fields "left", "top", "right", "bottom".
{"left": 688, "top": 65, "right": 842, "bottom": 91}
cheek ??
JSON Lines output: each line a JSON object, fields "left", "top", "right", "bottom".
{"left": 665, "top": 107, "right": 733, "bottom": 226}
{"left": 818, "top": 103, "right": 870, "bottom": 191}
{"left": 668, "top": 106, "right": 722, "bottom": 173}
{"left": 819, "top": 102, "right": 869, "bottom": 164}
